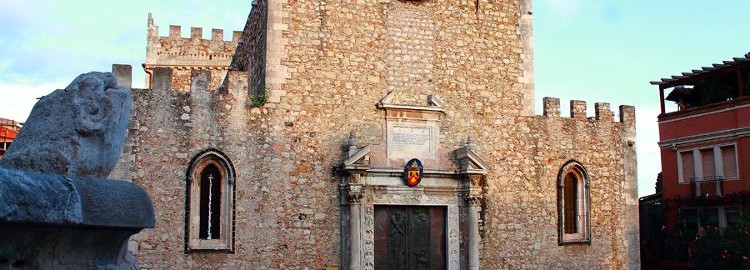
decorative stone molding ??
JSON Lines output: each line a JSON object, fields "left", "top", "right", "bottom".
{"left": 454, "top": 137, "right": 489, "bottom": 175}
{"left": 343, "top": 145, "right": 371, "bottom": 170}
{"left": 460, "top": 174, "right": 485, "bottom": 201}
{"left": 428, "top": 94, "right": 445, "bottom": 107}
{"left": 463, "top": 191, "right": 483, "bottom": 206}
{"left": 376, "top": 91, "right": 446, "bottom": 114}
{"left": 341, "top": 147, "right": 489, "bottom": 270}
{"left": 453, "top": 138, "right": 487, "bottom": 270}
{"left": 377, "top": 94, "right": 447, "bottom": 163}
{"left": 347, "top": 184, "right": 364, "bottom": 204}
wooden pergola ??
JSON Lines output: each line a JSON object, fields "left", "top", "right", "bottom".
{"left": 650, "top": 53, "right": 750, "bottom": 114}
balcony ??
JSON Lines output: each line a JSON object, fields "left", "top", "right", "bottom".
{"left": 690, "top": 176, "right": 725, "bottom": 197}
{"left": 651, "top": 53, "right": 749, "bottom": 116}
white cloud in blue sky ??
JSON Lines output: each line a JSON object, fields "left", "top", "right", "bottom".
{"left": 1, "top": 1, "right": 749, "bottom": 196}
{"left": 0, "top": 0, "right": 248, "bottom": 121}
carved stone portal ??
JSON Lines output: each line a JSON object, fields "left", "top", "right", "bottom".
{"left": 342, "top": 96, "right": 487, "bottom": 270}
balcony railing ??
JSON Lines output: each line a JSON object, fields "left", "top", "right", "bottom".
{"left": 690, "top": 176, "right": 724, "bottom": 197}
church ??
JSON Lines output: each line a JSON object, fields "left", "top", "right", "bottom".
{"left": 111, "top": 0, "right": 640, "bottom": 269}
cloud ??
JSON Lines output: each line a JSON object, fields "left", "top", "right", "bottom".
{"left": 0, "top": 0, "right": 249, "bottom": 88}
{"left": 0, "top": 1, "right": 147, "bottom": 86}
{"left": 635, "top": 106, "right": 662, "bottom": 196}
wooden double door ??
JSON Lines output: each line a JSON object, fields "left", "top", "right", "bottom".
{"left": 374, "top": 205, "right": 446, "bottom": 270}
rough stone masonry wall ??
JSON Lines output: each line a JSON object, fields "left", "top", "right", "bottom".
{"left": 122, "top": 0, "right": 638, "bottom": 269}
{"left": 126, "top": 68, "right": 264, "bottom": 269}
{"left": 518, "top": 0, "right": 534, "bottom": 116}
{"left": 231, "top": 0, "right": 268, "bottom": 100}
{"left": 482, "top": 99, "right": 639, "bottom": 269}
{"left": 267, "top": 0, "right": 636, "bottom": 269}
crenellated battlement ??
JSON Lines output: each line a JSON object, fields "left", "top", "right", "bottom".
{"left": 542, "top": 97, "right": 635, "bottom": 126}
{"left": 142, "top": 66, "right": 248, "bottom": 96}
{"left": 114, "top": 63, "right": 250, "bottom": 129}
{"left": 145, "top": 13, "right": 244, "bottom": 91}
{"left": 160, "top": 24, "right": 243, "bottom": 43}
{"left": 148, "top": 13, "right": 241, "bottom": 42}
{"left": 145, "top": 14, "right": 241, "bottom": 66}
{"left": 113, "top": 64, "right": 209, "bottom": 90}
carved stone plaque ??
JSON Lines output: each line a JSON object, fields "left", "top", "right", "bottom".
{"left": 387, "top": 122, "right": 438, "bottom": 161}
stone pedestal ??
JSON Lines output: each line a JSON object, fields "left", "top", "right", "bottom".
{"left": 0, "top": 168, "right": 155, "bottom": 269}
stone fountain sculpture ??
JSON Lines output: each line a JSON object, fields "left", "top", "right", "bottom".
{"left": 0, "top": 71, "right": 155, "bottom": 269}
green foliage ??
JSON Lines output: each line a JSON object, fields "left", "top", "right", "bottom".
{"left": 693, "top": 78, "right": 738, "bottom": 107}
{"left": 693, "top": 216, "right": 750, "bottom": 269}
{"left": 251, "top": 90, "right": 267, "bottom": 107}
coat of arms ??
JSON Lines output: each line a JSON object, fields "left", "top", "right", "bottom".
{"left": 403, "top": 158, "right": 423, "bottom": 187}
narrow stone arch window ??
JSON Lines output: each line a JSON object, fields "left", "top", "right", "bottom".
{"left": 563, "top": 173, "right": 578, "bottom": 234}
{"left": 557, "top": 160, "right": 591, "bottom": 245}
{"left": 186, "top": 150, "right": 235, "bottom": 252}
{"left": 198, "top": 163, "right": 222, "bottom": 240}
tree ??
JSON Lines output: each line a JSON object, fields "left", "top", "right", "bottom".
{"left": 693, "top": 216, "right": 750, "bottom": 269}
{"left": 655, "top": 172, "right": 663, "bottom": 194}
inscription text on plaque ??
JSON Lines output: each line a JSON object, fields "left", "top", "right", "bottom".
{"left": 387, "top": 122, "right": 438, "bottom": 160}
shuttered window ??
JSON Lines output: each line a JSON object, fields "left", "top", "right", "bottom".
{"left": 721, "top": 145, "right": 738, "bottom": 179}
{"left": 680, "top": 151, "right": 694, "bottom": 183}
{"left": 700, "top": 148, "right": 715, "bottom": 180}
{"left": 678, "top": 144, "right": 738, "bottom": 183}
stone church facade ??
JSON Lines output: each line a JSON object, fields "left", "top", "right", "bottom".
{"left": 113, "top": 0, "right": 640, "bottom": 269}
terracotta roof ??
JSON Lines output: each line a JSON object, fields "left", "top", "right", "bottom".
{"left": 650, "top": 52, "right": 750, "bottom": 87}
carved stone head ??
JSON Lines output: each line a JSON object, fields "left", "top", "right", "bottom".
{"left": 0, "top": 72, "right": 132, "bottom": 178}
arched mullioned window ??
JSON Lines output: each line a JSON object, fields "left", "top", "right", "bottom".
{"left": 186, "top": 150, "right": 235, "bottom": 252}
{"left": 557, "top": 160, "right": 591, "bottom": 245}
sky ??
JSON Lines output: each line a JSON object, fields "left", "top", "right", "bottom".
{"left": 1, "top": 0, "right": 749, "bottom": 197}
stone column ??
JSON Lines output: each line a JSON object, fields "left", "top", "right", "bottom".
{"left": 461, "top": 172, "right": 484, "bottom": 270}
{"left": 348, "top": 183, "right": 363, "bottom": 270}
{"left": 465, "top": 193, "right": 481, "bottom": 270}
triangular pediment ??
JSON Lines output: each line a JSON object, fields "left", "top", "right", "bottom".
{"left": 343, "top": 145, "right": 371, "bottom": 169}
{"left": 454, "top": 147, "right": 488, "bottom": 175}
{"left": 377, "top": 91, "right": 446, "bottom": 113}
